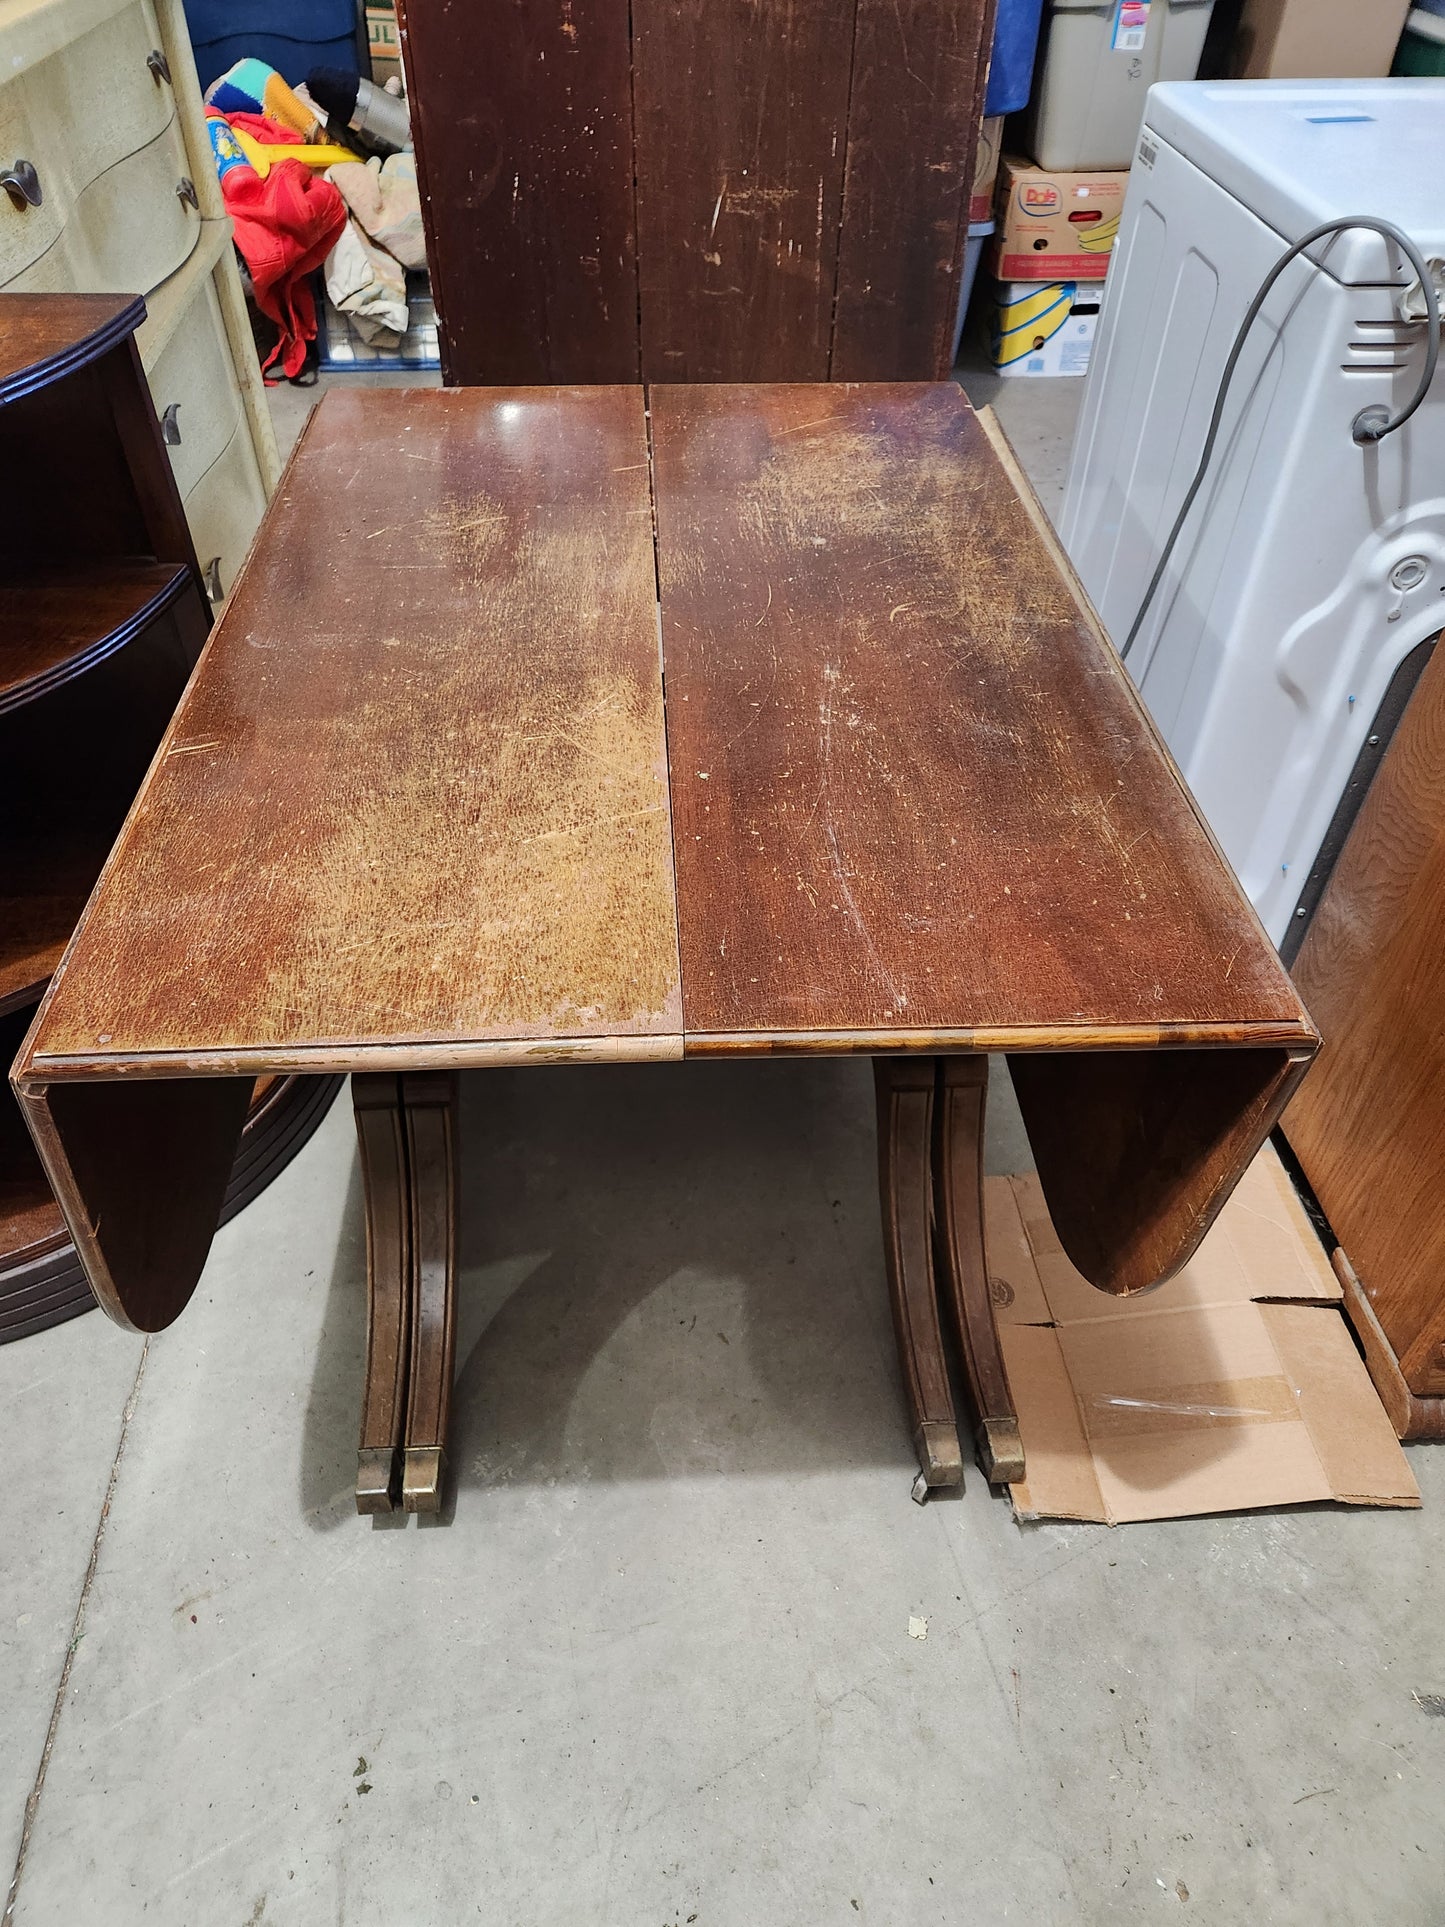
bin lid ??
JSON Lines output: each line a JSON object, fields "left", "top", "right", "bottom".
{"left": 1143, "top": 80, "right": 1445, "bottom": 283}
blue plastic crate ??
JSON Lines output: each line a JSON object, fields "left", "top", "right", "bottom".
{"left": 985, "top": 0, "right": 1047, "bottom": 116}
{"left": 184, "top": 0, "right": 361, "bottom": 92}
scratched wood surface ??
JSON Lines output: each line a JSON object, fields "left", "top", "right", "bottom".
{"left": 628, "top": 0, "right": 856, "bottom": 381}
{"left": 649, "top": 382, "right": 1311, "bottom": 1041}
{"left": 396, "top": 0, "right": 639, "bottom": 384}
{"left": 24, "top": 386, "right": 682, "bottom": 1065}
{"left": 1287, "top": 635, "right": 1445, "bottom": 1395}
{"left": 830, "top": 0, "right": 993, "bottom": 380}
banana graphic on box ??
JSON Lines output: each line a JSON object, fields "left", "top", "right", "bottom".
{"left": 1077, "top": 212, "right": 1120, "bottom": 253}
{"left": 990, "top": 283, "right": 1077, "bottom": 368}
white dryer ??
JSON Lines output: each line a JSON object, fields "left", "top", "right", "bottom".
{"left": 1060, "top": 80, "right": 1445, "bottom": 949}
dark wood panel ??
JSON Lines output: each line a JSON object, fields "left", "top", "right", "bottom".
{"left": 0, "top": 293, "right": 144, "bottom": 404}
{"left": 650, "top": 381, "right": 1312, "bottom": 1040}
{"left": 396, "top": 0, "right": 638, "bottom": 384}
{"left": 1010, "top": 1046, "right": 1311, "bottom": 1296}
{"left": 633, "top": 0, "right": 854, "bottom": 381}
{"left": 0, "top": 563, "right": 188, "bottom": 713}
{"left": 0, "top": 598, "right": 204, "bottom": 1015}
{"left": 23, "top": 387, "right": 682, "bottom": 1065}
{"left": 830, "top": 0, "right": 993, "bottom": 379}
{"left": 19, "top": 1074, "right": 253, "bottom": 1332}
{"left": 1287, "top": 637, "right": 1445, "bottom": 1395}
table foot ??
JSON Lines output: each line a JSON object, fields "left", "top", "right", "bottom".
{"left": 933, "top": 1056, "right": 1024, "bottom": 1488}
{"left": 355, "top": 1445, "right": 399, "bottom": 1516}
{"left": 402, "top": 1445, "right": 446, "bottom": 1512}
{"left": 352, "top": 1072, "right": 459, "bottom": 1518}
{"left": 875, "top": 1059, "right": 965, "bottom": 1499}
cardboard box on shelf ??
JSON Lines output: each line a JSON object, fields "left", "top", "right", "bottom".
{"left": 989, "top": 156, "right": 1126, "bottom": 282}
{"left": 1232, "top": 0, "right": 1411, "bottom": 78}
{"left": 989, "top": 1144, "right": 1418, "bottom": 1524}
{"left": 366, "top": 4, "right": 403, "bottom": 87}
{"left": 986, "top": 278, "right": 1104, "bottom": 377}
{"left": 969, "top": 115, "right": 1004, "bottom": 225}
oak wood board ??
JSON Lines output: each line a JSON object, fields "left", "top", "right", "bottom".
{"left": 23, "top": 386, "right": 682, "bottom": 1066}
{"left": 648, "top": 382, "right": 1311, "bottom": 1042}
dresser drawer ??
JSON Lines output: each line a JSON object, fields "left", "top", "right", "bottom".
{"left": 145, "top": 263, "right": 239, "bottom": 498}
{"left": 0, "top": 85, "right": 64, "bottom": 284}
{"left": 0, "top": 0, "right": 196, "bottom": 294}
{"left": 6, "top": 116, "right": 198, "bottom": 295}
{"left": 17, "top": 0, "right": 177, "bottom": 192}
{"left": 185, "top": 424, "right": 268, "bottom": 605}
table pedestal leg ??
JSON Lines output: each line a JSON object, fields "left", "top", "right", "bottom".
{"left": 353, "top": 1075, "right": 411, "bottom": 1513}
{"left": 399, "top": 1071, "right": 459, "bottom": 1512}
{"left": 874, "top": 1059, "right": 964, "bottom": 1502}
{"left": 351, "top": 1071, "right": 459, "bottom": 1516}
{"left": 933, "top": 1057, "right": 1025, "bottom": 1487}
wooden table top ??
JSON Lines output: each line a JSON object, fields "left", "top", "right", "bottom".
{"left": 20, "top": 382, "right": 1313, "bottom": 1079}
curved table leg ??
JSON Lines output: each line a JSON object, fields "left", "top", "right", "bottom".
{"left": 933, "top": 1056, "right": 1024, "bottom": 1487}
{"left": 399, "top": 1071, "right": 459, "bottom": 1513}
{"left": 352, "top": 1074, "right": 412, "bottom": 1514}
{"left": 874, "top": 1057, "right": 963, "bottom": 1502}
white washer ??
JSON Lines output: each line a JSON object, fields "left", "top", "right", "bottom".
{"left": 1060, "top": 80, "right": 1445, "bottom": 947}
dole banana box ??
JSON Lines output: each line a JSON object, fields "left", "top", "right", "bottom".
{"left": 989, "top": 157, "right": 1126, "bottom": 281}
{"left": 986, "top": 280, "right": 1104, "bottom": 378}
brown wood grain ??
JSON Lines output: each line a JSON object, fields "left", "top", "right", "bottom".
{"left": 830, "top": 0, "right": 993, "bottom": 379}
{"left": 22, "top": 386, "right": 682, "bottom": 1066}
{"left": 1010, "top": 1045, "right": 1312, "bottom": 1297}
{"left": 1287, "top": 635, "right": 1445, "bottom": 1397}
{"left": 0, "top": 564, "right": 188, "bottom": 713}
{"left": 396, "top": 0, "right": 638, "bottom": 384}
{"left": 650, "top": 381, "right": 1312, "bottom": 1042}
{"left": 0, "top": 293, "right": 145, "bottom": 403}
{"left": 632, "top": 0, "right": 853, "bottom": 381}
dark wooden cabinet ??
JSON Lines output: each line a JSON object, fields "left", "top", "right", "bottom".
{"left": 0, "top": 294, "right": 338, "bottom": 1341}
{"left": 1284, "top": 630, "right": 1445, "bottom": 1438}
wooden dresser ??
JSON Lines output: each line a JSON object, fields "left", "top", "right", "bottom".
{"left": 0, "top": 0, "right": 279, "bottom": 601}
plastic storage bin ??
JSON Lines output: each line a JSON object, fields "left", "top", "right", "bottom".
{"left": 1026, "top": 0, "right": 1215, "bottom": 171}
{"left": 985, "top": 0, "right": 1048, "bottom": 116}
{"left": 951, "top": 221, "right": 994, "bottom": 363}
{"left": 185, "top": 0, "right": 362, "bottom": 92}
{"left": 1394, "top": 10, "right": 1445, "bottom": 73}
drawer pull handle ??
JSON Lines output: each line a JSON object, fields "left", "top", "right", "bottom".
{"left": 176, "top": 176, "right": 199, "bottom": 211}
{"left": 203, "top": 557, "right": 224, "bottom": 603}
{"left": 161, "top": 403, "right": 182, "bottom": 445}
{"left": 1, "top": 160, "right": 42, "bottom": 211}
{"left": 147, "top": 48, "right": 172, "bottom": 84}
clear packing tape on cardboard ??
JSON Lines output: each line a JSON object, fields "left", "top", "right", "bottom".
{"left": 991, "top": 1144, "right": 1419, "bottom": 1524}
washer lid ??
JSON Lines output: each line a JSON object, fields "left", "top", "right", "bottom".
{"left": 1143, "top": 80, "right": 1445, "bottom": 283}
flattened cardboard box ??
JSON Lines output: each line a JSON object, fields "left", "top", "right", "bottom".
{"left": 989, "top": 1145, "right": 1418, "bottom": 1524}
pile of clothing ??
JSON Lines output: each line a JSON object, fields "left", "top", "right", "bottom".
{"left": 203, "top": 57, "right": 426, "bottom": 378}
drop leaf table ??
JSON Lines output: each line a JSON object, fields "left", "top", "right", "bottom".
{"left": 11, "top": 383, "right": 1317, "bottom": 1515}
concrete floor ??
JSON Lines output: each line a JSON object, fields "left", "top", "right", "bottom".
{"left": 4, "top": 361, "right": 1443, "bottom": 1927}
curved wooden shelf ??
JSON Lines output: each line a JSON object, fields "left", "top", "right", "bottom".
{"left": 0, "top": 1072, "right": 344, "bottom": 1344}
{"left": 0, "top": 820, "right": 127, "bottom": 1018}
{"left": 0, "top": 293, "right": 147, "bottom": 407}
{"left": 0, "top": 562, "right": 190, "bottom": 716}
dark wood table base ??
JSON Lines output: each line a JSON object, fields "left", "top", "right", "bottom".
{"left": 353, "top": 1071, "right": 459, "bottom": 1515}
{"left": 875, "top": 1056, "right": 1024, "bottom": 1503}
{"left": 346, "top": 1056, "right": 1020, "bottom": 1519}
